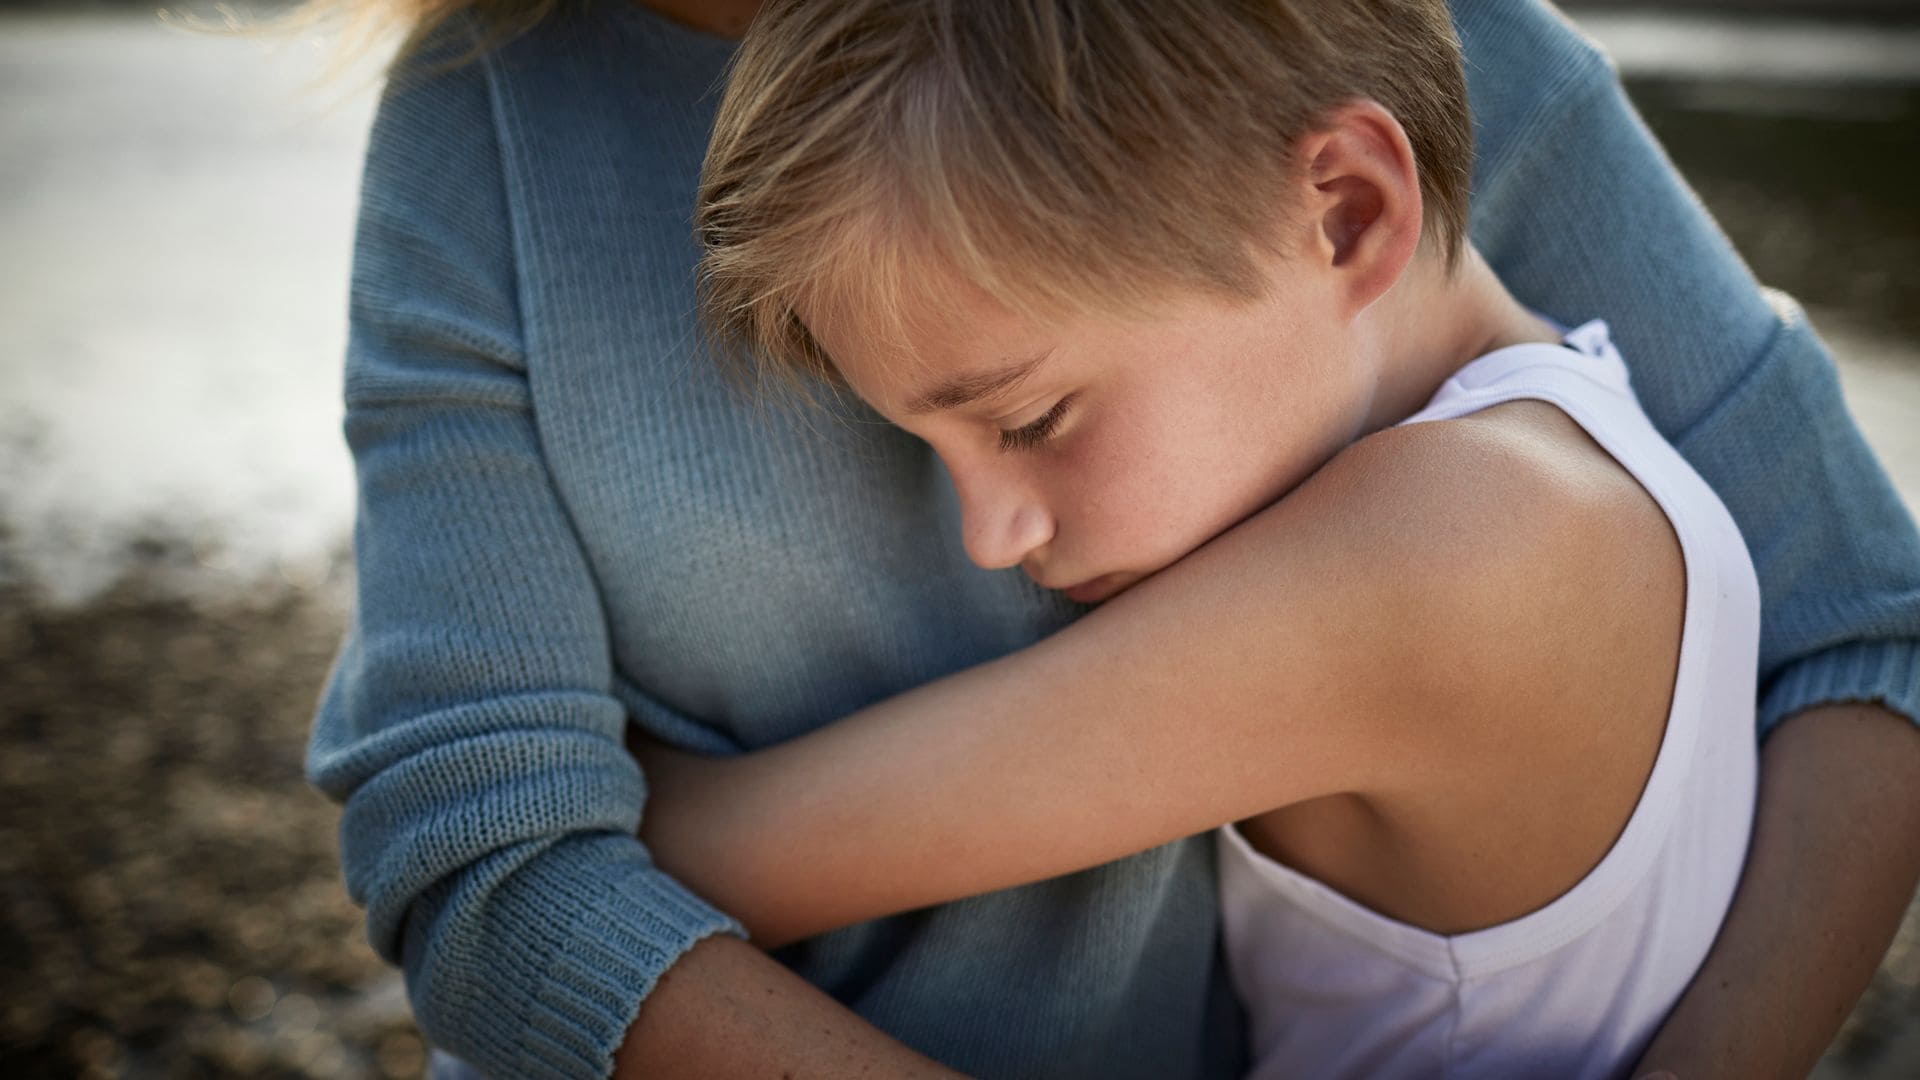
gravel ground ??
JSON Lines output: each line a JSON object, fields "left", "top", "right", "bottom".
{"left": 0, "top": 556, "right": 427, "bottom": 1079}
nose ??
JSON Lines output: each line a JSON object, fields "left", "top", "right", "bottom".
{"left": 950, "top": 459, "right": 1055, "bottom": 571}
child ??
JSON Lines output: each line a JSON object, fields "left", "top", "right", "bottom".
{"left": 640, "top": 1, "right": 1759, "bottom": 1075}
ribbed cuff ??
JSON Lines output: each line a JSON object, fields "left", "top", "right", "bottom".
{"left": 451, "top": 832, "right": 745, "bottom": 1080}
{"left": 1759, "top": 639, "right": 1920, "bottom": 740}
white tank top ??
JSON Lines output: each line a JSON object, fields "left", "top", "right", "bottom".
{"left": 1216, "top": 320, "right": 1760, "bottom": 1080}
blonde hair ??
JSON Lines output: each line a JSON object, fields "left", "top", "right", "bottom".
{"left": 698, "top": 0, "right": 1471, "bottom": 388}
{"left": 269, "top": 1, "right": 557, "bottom": 70}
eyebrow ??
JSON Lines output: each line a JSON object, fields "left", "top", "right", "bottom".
{"left": 904, "top": 350, "right": 1055, "bottom": 415}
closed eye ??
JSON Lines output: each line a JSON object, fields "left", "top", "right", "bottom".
{"left": 998, "top": 394, "right": 1076, "bottom": 453}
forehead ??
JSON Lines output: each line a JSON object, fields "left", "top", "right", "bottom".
{"left": 797, "top": 255, "right": 1051, "bottom": 400}
{"left": 790, "top": 218, "right": 1295, "bottom": 412}
{"left": 793, "top": 202, "right": 1187, "bottom": 381}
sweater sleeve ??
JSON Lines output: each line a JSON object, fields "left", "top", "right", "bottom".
{"left": 1455, "top": 0, "right": 1920, "bottom": 737}
{"left": 305, "top": 43, "right": 740, "bottom": 1080}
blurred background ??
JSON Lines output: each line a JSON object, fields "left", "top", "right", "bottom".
{"left": 1, "top": 0, "right": 1915, "bottom": 1076}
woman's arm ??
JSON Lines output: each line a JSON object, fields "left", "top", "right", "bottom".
{"left": 308, "top": 29, "right": 938, "bottom": 1080}
{"left": 1631, "top": 703, "right": 1920, "bottom": 1079}
{"left": 614, "top": 937, "right": 964, "bottom": 1080}
{"left": 641, "top": 419, "right": 1636, "bottom": 947}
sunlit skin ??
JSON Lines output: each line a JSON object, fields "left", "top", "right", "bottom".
{"left": 696, "top": 102, "right": 1666, "bottom": 937}
{"left": 804, "top": 102, "right": 1559, "bottom": 606}
{"left": 637, "top": 99, "right": 1685, "bottom": 943}
{"left": 808, "top": 267, "right": 1378, "bottom": 605}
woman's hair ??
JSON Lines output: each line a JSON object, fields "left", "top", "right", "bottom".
{"left": 697, "top": 0, "right": 1471, "bottom": 389}
{"left": 291, "top": 1, "right": 558, "bottom": 67}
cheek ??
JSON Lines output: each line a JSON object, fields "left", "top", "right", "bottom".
{"left": 1050, "top": 404, "right": 1230, "bottom": 561}
{"left": 1103, "top": 377, "right": 1312, "bottom": 553}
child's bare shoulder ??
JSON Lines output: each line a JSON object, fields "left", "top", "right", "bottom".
{"left": 1319, "top": 398, "right": 1680, "bottom": 618}
{"left": 1286, "top": 397, "right": 1683, "bottom": 743}
{"left": 1333, "top": 399, "right": 1674, "bottom": 574}
{"left": 1244, "top": 401, "right": 1684, "bottom": 928}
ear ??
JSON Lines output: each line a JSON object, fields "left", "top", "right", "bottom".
{"left": 1292, "top": 100, "right": 1425, "bottom": 319}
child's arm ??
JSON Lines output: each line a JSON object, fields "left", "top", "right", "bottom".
{"left": 640, "top": 416, "right": 1653, "bottom": 947}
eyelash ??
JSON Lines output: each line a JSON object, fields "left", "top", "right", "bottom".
{"left": 998, "top": 395, "right": 1076, "bottom": 453}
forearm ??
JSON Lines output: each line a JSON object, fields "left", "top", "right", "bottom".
{"left": 641, "top": 647, "right": 1232, "bottom": 947}
{"left": 1635, "top": 702, "right": 1920, "bottom": 1078}
{"left": 614, "top": 935, "right": 964, "bottom": 1079}
{"left": 643, "top": 438, "right": 1530, "bottom": 947}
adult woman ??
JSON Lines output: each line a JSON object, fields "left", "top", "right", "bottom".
{"left": 307, "top": 1, "right": 1920, "bottom": 1077}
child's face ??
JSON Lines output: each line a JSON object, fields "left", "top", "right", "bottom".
{"left": 805, "top": 252, "right": 1379, "bottom": 604}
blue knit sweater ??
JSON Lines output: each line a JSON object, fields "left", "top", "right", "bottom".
{"left": 307, "top": 2, "right": 1920, "bottom": 1077}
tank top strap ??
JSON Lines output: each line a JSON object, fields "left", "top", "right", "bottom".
{"left": 1401, "top": 319, "right": 1632, "bottom": 429}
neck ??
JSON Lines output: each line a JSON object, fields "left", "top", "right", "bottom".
{"left": 1359, "top": 246, "right": 1561, "bottom": 435}
{"left": 635, "top": 0, "right": 763, "bottom": 39}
